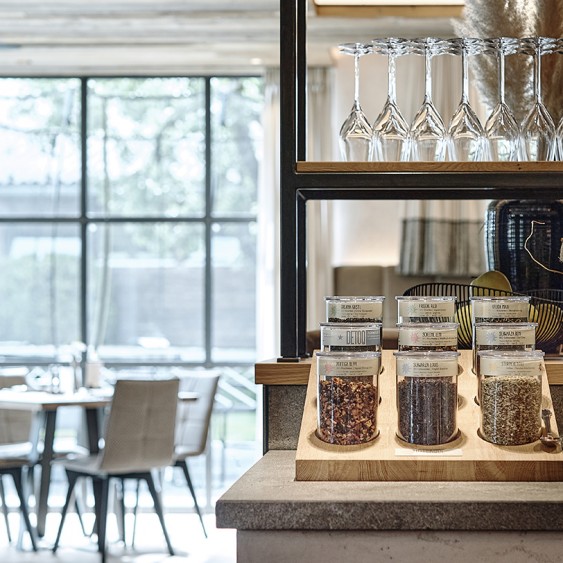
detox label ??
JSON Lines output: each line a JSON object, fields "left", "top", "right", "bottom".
{"left": 322, "top": 327, "right": 380, "bottom": 347}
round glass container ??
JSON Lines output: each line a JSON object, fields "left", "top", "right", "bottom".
{"left": 316, "top": 351, "right": 381, "bottom": 445}
{"left": 325, "top": 296, "right": 385, "bottom": 322}
{"left": 478, "top": 350, "right": 544, "bottom": 445}
{"left": 397, "top": 322, "right": 458, "bottom": 352}
{"left": 394, "top": 351, "right": 460, "bottom": 446}
{"left": 396, "top": 296, "right": 457, "bottom": 323}
{"left": 473, "top": 322, "right": 537, "bottom": 375}
{"left": 470, "top": 295, "right": 531, "bottom": 324}
{"left": 320, "top": 322, "right": 381, "bottom": 352}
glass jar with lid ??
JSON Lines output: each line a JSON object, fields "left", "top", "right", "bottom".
{"left": 396, "top": 296, "right": 457, "bottom": 323}
{"left": 397, "top": 322, "right": 458, "bottom": 352}
{"left": 470, "top": 295, "right": 531, "bottom": 324}
{"left": 316, "top": 351, "right": 381, "bottom": 445}
{"left": 478, "top": 350, "right": 544, "bottom": 445}
{"left": 394, "top": 351, "right": 460, "bottom": 446}
{"left": 320, "top": 322, "right": 381, "bottom": 352}
{"left": 325, "top": 296, "right": 385, "bottom": 323}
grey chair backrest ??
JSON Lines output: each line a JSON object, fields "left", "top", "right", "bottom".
{"left": 0, "top": 374, "right": 34, "bottom": 446}
{"left": 175, "top": 373, "right": 220, "bottom": 457}
{"left": 99, "top": 378, "right": 179, "bottom": 473}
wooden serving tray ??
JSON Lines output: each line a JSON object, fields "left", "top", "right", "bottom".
{"left": 295, "top": 349, "right": 563, "bottom": 481}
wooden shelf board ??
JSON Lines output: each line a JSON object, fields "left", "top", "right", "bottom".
{"left": 296, "top": 162, "right": 563, "bottom": 173}
{"left": 313, "top": 5, "right": 463, "bottom": 18}
{"left": 295, "top": 350, "right": 563, "bottom": 482}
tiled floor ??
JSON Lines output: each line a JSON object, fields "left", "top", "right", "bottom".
{"left": 0, "top": 511, "right": 236, "bottom": 562}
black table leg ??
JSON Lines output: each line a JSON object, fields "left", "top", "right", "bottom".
{"left": 85, "top": 408, "right": 101, "bottom": 454}
{"left": 37, "top": 410, "right": 57, "bottom": 538}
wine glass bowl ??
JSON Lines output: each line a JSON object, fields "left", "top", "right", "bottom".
{"left": 338, "top": 42, "right": 373, "bottom": 161}
{"left": 371, "top": 37, "right": 412, "bottom": 162}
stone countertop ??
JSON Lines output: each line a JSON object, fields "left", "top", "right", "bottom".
{"left": 216, "top": 450, "right": 563, "bottom": 532}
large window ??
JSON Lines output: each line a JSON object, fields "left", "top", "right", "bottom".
{"left": 0, "top": 76, "right": 263, "bottom": 368}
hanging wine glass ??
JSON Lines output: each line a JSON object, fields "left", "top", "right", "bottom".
{"left": 371, "top": 37, "right": 411, "bottom": 162}
{"left": 447, "top": 38, "right": 489, "bottom": 161}
{"left": 521, "top": 36, "right": 557, "bottom": 161}
{"left": 484, "top": 37, "right": 522, "bottom": 161}
{"left": 410, "top": 37, "right": 448, "bottom": 162}
{"left": 338, "top": 42, "right": 373, "bottom": 161}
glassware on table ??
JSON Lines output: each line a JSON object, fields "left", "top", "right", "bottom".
{"left": 410, "top": 37, "right": 448, "bottom": 162}
{"left": 338, "top": 42, "right": 373, "bottom": 161}
{"left": 371, "top": 37, "right": 411, "bottom": 162}
{"left": 447, "top": 38, "right": 489, "bottom": 161}
{"left": 484, "top": 37, "right": 522, "bottom": 161}
{"left": 520, "top": 37, "right": 558, "bottom": 161}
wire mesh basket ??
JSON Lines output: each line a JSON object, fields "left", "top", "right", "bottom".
{"left": 403, "top": 283, "right": 563, "bottom": 353}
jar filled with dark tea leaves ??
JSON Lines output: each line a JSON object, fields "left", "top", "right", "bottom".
{"left": 394, "top": 351, "right": 460, "bottom": 446}
{"left": 478, "top": 350, "right": 544, "bottom": 445}
{"left": 396, "top": 296, "right": 457, "bottom": 324}
{"left": 316, "top": 351, "right": 381, "bottom": 445}
{"left": 325, "top": 295, "right": 385, "bottom": 323}
{"left": 397, "top": 322, "right": 458, "bottom": 352}
{"left": 320, "top": 322, "right": 381, "bottom": 352}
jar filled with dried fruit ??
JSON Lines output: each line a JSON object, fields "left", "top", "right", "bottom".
{"left": 478, "top": 350, "right": 544, "bottom": 445}
{"left": 316, "top": 351, "right": 381, "bottom": 445}
{"left": 397, "top": 322, "right": 459, "bottom": 352}
{"left": 396, "top": 296, "right": 457, "bottom": 324}
{"left": 394, "top": 351, "right": 460, "bottom": 446}
{"left": 320, "top": 322, "right": 381, "bottom": 352}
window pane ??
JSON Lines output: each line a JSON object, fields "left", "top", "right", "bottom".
{"left": 87, "top": 78, "right": 206, "bottom": 217}
{"left": 88, "top": 222, "right": 205, "bottom": 362}
{"left": 211, "top": 221, "right": 256, "bottom": 362}
{"left": 0, "top": 223, "right": 80, "bottom": 354}
{"left": 0, "top": 79, "right": 81, "bottom": 217}
{"left": 211, "top": 77, "right": 263, "bottom": 216}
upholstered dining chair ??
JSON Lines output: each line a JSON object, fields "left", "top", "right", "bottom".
{"left": 131, "top": 372, "right": 219, "bottom": 543}
{"left": 52, "top": 378, "right": 180, "bottom": 563}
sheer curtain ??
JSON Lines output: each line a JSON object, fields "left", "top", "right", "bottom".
{"left": 397, "top": 54, "right": 488, "bottom": 277}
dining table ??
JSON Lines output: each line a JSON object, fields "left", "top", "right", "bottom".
{"left": 0, "top": 386, "right": 199, "bottom": 537}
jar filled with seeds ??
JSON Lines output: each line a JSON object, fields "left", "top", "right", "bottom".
{"left": 394, "top": 351, "right": 460, "bottom": 446}
{"left": 325, "top": 295, "right": 385, "bottom": 323}
{"left": 396, "top": 296, "right": 457, "bottom": 324}
{"left": 320, "top": 322, "right": 381, "bottom": 352}
{"left": 474, "top": 322, "right": 537, "bottom": 376}
{"left": 316, "top": 351, "right": 381, "bottom": 445}
{"left": 478, "top": 350, "right": 544, "bottom": 445}
{"left": 470, "top": 296, "right": 531, "bottom": 325}
{"left": 397, "top": 322, "right": 458, "bottom": 352}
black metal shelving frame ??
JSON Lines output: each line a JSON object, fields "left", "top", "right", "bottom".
{"left": 278, "top": 0, "right": 563, "bottom": 361}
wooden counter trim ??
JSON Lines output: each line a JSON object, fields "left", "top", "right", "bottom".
{"left": 296, "top": 161, "right": 563, "bottom": 174}
{"left": 256, "top": 356, "right": 563, "bottom": 385}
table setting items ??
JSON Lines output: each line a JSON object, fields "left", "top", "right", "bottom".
{"left": 338, "top": 36, "right": 563, "bottom": 162}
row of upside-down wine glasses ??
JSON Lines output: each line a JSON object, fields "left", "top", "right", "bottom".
{"left": 340, "top": 36, "right": 563, "bottom": 162}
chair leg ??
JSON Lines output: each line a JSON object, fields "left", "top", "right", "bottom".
{"left": 91, "top": 477, "right": 109, "bottom": 563}
{"left": 10, "top": 468, "right": 38, "bottom": 552}
{"left": 131, "top": 479, "right": 140, "bottom": 549}
{"left": 116, "top": 478, "right": 126, "bottom": 545}
{"left": 179, "top": 459, "right": 207, "bottom": 538}
{"left": 0, "top": 477, "right": 12, "bottom": 543}
{"left": 53, "top": 470, "right": 79, "bottom": 553}
{"left": 144, "top": 472, "right": 174, "bottom": 556}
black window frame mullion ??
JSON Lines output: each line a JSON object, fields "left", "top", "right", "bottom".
{"left": 204, "top": 77, "right": 213, "bottom": 367}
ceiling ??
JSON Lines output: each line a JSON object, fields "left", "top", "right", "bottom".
{"left": 0, "top": 1, "right": 457, "bottom": 75}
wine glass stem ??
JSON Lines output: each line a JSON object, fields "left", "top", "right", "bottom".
{"left": 424, "top": 48, "right": 432, "bottom": 103}
{"left": 387, "top": 54, "right": 397, "bottom": 103}
{"left": 497, "top": 51, "right": 505, "bottom": 105}
{"left": 534, "top": 46, "right": 542, "bottom": 103}
{"left": 461, "top": 47, "right": 469, "bottom": 104}
{"left": 354, "top": 53, "right": 361, "bottom": 108}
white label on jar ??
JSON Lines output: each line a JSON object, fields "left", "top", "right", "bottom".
{"left": 327, "top": 301, "right": 383, "bottom": 321}
{"left": 398, "top": 327, "right": 457, "bottom": 347}
{"left": 396, "top": 357, "right": 458, "bottom": 378}
{"left": 318, "top": 357, "right": 380, "bottom": 378}
{"left": 399, "top": 300, "right": 455, "bottom": 320}
{"left": 475, "top": 326, "right": 535, "bottom": 346}
{"left": 480, "top": 356, "right": 545, "bottom": 377}
{"left": 322, "top": 327, "right": 380, "bottom": 347}
{"left": 473, "top": 300, "right": 529, "bottom": 321}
